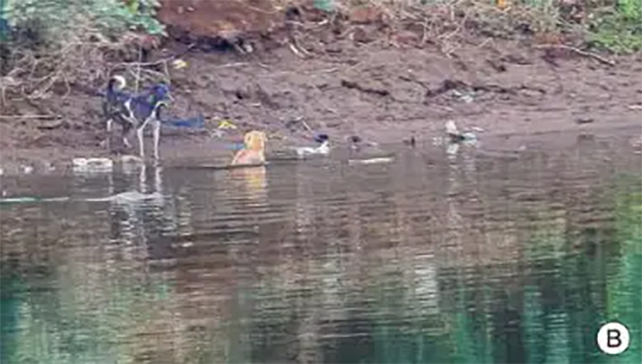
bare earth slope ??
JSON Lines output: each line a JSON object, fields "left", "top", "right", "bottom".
{"left": 1, "top": 1, "right": 641, "bottom": 170}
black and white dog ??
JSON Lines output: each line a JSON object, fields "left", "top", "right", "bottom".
{"left": 103, "top": 75, "right": 171, "bottom": 160}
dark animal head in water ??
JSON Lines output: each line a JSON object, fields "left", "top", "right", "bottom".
{"left": 314, "top": 134, "right": 329, "bottom": 144}
{"left": 404, "top": 136, "right": 416, "bottom": 147}
{"left": 348, "top": 135, "right": 363, "bottom": 150}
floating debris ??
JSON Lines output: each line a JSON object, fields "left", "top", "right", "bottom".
{"left": 172, "top": 59, "right": 188, "bottom": 69}
{"left": 0, "top": 196, "right": 70, "bottom": 205}
{"left": 121, "top": 155, "right": 143, "bottom": 164}
{"left": 72, "top": 158, "right": 113, "bottom": 173}
{"left": 218, "top": 120, "right": 238, "bottom": 130}
{"left": 20, "top": 165, "right": 34, "bottom": 174}
{"left": 348, "top": 157, "right": 394, "bottom": 165}
{"left": 0, "top": 191, "right": 162, "bottom": 205}
{"left": 0, "top": 196, "right": 39, "bottom": 204}
{"left": 84, "top": 191, "right": 163, "bottom": 203}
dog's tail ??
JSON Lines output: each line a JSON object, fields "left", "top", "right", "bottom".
{"left": 106, "top": 75, "right": 127, "bottom": 94}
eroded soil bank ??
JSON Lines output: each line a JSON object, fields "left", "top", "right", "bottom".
{"left": 1, "top": 2, "right": 641, "bottom": 172}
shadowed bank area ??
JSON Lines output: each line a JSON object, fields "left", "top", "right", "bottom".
{"left": 0, "top": 128, "right": 640, "bottom": 363}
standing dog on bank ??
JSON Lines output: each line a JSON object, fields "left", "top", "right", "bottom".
{"left": 102, "top": 75, "right": 171, "bottom": 160}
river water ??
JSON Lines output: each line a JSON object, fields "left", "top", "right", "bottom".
{"left": 1, "top": 130, "right": 641, "bottom": 364}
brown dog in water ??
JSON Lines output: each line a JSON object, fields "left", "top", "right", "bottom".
{"left": 230, "top": 130, "right": 267, "bottom": 166}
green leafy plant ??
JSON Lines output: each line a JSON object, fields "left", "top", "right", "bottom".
{"left": 587, "top": 0, "right": 642, "bottom": 53}
{"left": 0, "top": 0, "right": 166, "bottom": 101}
{"left": 313, "top": 0, "right": 336, "bottom": 12}
{"left": 3, "top": 0, "right": 165, "bottom": 48}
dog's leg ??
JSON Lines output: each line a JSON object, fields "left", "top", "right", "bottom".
{"left": 152, "top": 119, "right": 161, "bottom": 160}
{"left": 123, "top": 136, "right": 132, "bottom": 148}
{"left": 137, "top": 126, "right": 145, "bottom": 159}
{"left": 122, "top": 123, "right": 132, "bottom": 149}
{"left": 122, "top": 99, "right": 137, "bottom": 150}
{"left": 104, "top": 118, "right": 113, "bottom": 149}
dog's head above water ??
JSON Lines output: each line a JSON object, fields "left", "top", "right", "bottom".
{"left": 244, "top": 130, "right": 267, "bottom": 151}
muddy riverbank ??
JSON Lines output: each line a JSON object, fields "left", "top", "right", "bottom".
{"left": 1, "top": 3, "right": 641, "bottom": 171}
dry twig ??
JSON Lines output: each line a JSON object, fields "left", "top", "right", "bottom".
{"left": 534, "top": 44, "right": 616, "bottom": 66}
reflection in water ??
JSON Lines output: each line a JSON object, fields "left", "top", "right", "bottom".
{"left": 1, "top": 134, "right": 641, "bottom": 364}
{"left": 229, "top": 165, "right": 268, "bottom": 202}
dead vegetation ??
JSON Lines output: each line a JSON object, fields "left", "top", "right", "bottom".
{"left": 0, "top": 29, "right": 170, "bottom": 113}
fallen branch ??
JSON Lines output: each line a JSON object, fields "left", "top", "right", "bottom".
{"left": 534, "top": 44, "right": 616, "bottom": 66}
{"left": 214, "top": 62, "right": 250, "bottom": 69}
{"left": 301, "top": 119, "right": 312, "bottom": 132}
{"left": 288, "top": 42, "right": 307, "bottom": 58}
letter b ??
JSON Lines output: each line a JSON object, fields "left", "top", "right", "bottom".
{"left": 598, "top": 322, "right": 630, "bottom": 355}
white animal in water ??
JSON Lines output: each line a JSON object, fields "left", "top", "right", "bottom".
{"left": 294, "top": 134, "right": 330, "bottom": 158}
{"left": 445, "top": 120, "right": 477, "bottom": 143}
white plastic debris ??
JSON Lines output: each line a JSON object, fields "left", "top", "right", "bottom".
{"left": 72, "top": 158, "right": 113, "bottom": 173}
{"left": 348, "top": 157, "right": 394, "bottom": 165}
{"left": 20, "top": 165, "right": 34, "bottom": 174}
{"left": 447, "top": 143, "right": 460, "bottom": 157}
{"left": 121, "top": 155, "right": 143, "bottom": 164}
{"left": 42, "top": 161, "right": 55, "bottom": 173}
{"left": 294, "top": 142, "right": 330, "bottom": 158}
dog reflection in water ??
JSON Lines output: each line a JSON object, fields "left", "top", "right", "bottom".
{"left": 229, "top": 130, "right": 268, "bottom": 198}
{"left": 230, "top": 165, "right": 267, "bottom": 198}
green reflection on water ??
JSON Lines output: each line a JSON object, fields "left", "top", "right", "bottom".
{"left": 1, "top": 170, "right": 640, "bottom": 364}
